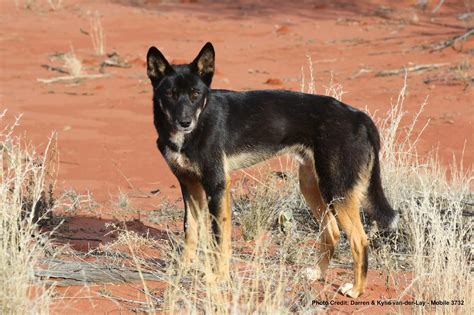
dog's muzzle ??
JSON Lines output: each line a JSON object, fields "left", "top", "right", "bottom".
{"left": 175, "top": 118, "right": 195, "bottom": 133}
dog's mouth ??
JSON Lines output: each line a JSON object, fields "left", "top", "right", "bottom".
{"left": 176, "top": 126, "right": 194, "bottom": 134}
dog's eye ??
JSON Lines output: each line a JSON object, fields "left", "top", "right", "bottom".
{"left": 191, "top": 89, "right": 200, "bottom": 100}
{"left": 165, "top": 89, "right": 177, "bottom": 99}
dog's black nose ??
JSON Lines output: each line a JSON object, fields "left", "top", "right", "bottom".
{"left": 178, "top": 119, "right": 192, "bottom": 128}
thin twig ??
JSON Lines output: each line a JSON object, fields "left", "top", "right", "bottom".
{"left": 458, "top": 12, "right": 474, "bottom": 21}
{"left": 112, "top": 160, "right": 151, "bottom": 198}
{"left": 97, "top": 292, "right": 151, "bottom": 305}
{"left": 376, "top": 63, "right": 448, "bottom": 77}
{"left": 431, "top": 0, "right": 445, "bottom": 14}
{"left": 430, "top": 28, "right": 474, "bottom": 52}
{"left": 41, "top": 64, "right": 69, "bottom": 74}
{"left": 37, "top": 74, "right": 110, "bottom": 84}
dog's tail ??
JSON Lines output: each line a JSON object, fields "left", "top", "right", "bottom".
{"left": 363, "top": 115, "right": 398, "bottom": 230}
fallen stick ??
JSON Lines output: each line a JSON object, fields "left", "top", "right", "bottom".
{"left": 431, "top": 0, "right": 445, "bottom": 14}
{"left": 101, "top": 59, "right": 131, "bottom": 68}
{"left": 458, "top": 12, "right": 474, "bottom": 20}
{"left": 35, "top": 258, "right": 164, "bottom": 286}
{"left": 97, "top": 293, "right": 152, "bottom": 305}
{"left": 375, "top": 63, "right": 448, "bottom": 77}
{"left": 37, "top": 73, "right": 110, "bottom": 84}
{"left": 424, "top": 74, "right": 474, "bottom": 86}
{"left": 430, "top": 28, "right": 474, "bottom": 52}
{"left": 41, "top": 64, "right": 69, "bottom": 74}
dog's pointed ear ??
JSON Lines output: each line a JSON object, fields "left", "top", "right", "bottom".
{"left": 147, "top": 46, "right": 172, "bottom": 85}
{"left": 191, "top": 42, "right": 215, "bottom": 86}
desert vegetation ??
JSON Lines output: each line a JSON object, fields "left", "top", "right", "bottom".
{"left": 0, "top": 111, "right": 57, "bottom": 314}
{"left": 88, "top": 10, "right": 106, "bottom": 56}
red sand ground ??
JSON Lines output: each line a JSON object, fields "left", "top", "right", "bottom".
{"left": 1, "top": 0, "right": 472, "bottom": 313}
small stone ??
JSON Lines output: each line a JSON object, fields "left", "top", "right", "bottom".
{"left": 301, "top": 267, "right": 321, "bottom": 281}
{"left": 265, "top": 78, "right": 282, "bottom": 85}
{"left": 276, "top": 25, "right": 291, "bottom": 34}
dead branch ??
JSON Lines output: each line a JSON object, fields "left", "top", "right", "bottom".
{"left": 40, "top": 64, "right": 69, "bottom": 74}
{"left": 375, "top": 63, "right": 448, "bottom": 77}
{"left": 430, "top": 28, "right": 474, "bottom": 52}
{"left": 424, "top": 74, "right": 473, "bottom": 86}
{"left": 37, "top": 73, "right": 110, "bottom": 84}
{"left": 431, "top": 0, "right": 445, "bottom": 14}
{"left": 35, "top": 259, "right": 165, "bottom": 286}
{"left": 458, "top": 12, "right": 474, "bottom": 21}
{"left": 97, "top": 293, "right": 151, "bottom": 305}
{"left": 100, "top": 52, "right": 131, "bottom": 69}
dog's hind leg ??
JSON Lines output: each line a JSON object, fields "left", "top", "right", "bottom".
{"left": 298, "top": 161, "right": 340, "bottom": 279}
{"left": 333, "top": 190, "right": 368, "bottom": 298}
{"left": 180, "top": 177, "right": 206, "bottom": 266}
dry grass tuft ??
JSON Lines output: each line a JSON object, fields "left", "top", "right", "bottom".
{"left": 376, "top": 74, "right": 472, "bottom": 313}
{"left": 63, "top": 46, "right": 82, "bottom": 77}
{"left": 0, "top": 111, "right": 58, "bottom": 314}
{"left": 233, "top": 169, "right": 303, "bottom": 241}
{"left": 47, "top": 0, "right": 62, "bottom": 11}
{"left": 103, "top": 211, "right": 331, "bottom": 314}
{"left": 60, "top": 188, "right": 96, "bottom": 213}
{"left": 15, "top": 0, "right": 64, "bottom": 11}
{"left": 117, "top": 190, "right": 131, "bottom": 210}
{"left": 88, "top": 11, "right": 106, "bottom": 56}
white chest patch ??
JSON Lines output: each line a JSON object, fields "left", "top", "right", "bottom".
{"left": 169, "top": 131, "right": 185, "bottom": 151}
{"left": 163, "top": 146, "right": 201, "bottom": 175}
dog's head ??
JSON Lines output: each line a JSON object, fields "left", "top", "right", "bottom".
{"left": 147, "top": 42, "right": 215, "bottom": 133}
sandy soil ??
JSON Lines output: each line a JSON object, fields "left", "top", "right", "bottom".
{"left": 1, "top": 0, "right": 472, "bottom": 313}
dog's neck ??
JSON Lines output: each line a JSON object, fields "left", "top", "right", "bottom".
{"left": 166, "top": 131, "right": 186, "bottom": 152}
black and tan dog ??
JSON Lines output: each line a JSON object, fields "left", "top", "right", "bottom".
{"left": 146, "top": 42, "right": 398, "bottom": 298}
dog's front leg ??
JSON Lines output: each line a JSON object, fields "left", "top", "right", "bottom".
{"left": 179, "top": 177, "right": 206, "bottom": 266}
{"left": 202, "top": 167, "right": 232, "bottom": 280}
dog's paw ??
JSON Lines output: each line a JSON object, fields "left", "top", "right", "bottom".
{"left": 339, "top": 283, "right": 362, "bottom": 298}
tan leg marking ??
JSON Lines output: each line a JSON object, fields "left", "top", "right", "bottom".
{"left": 182, "top": 178, "right": 206, "bottom": 266}
{"left": 334, "top": 192, "right": 368, "bottom": 298}
{"left": 298, "top": 163, "right": 340, "bottom": 279}
{"left": 214, "top": 174, "right": 232, "bottom": 279}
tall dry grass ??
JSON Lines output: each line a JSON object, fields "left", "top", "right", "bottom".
{"left": 46, "top": 0, "right": 63, "bottom": 11}
{"left": 376, "top": 75, "right": 472, "bottom": 313}
{"left": 106, "top": 206, "right": 329, "bottom": 314}
{"left": 63, "top": 46, "right": 83, "bottom": 77}
{"left": 89, "top": 11, "right": 106, "bottom": 56}
{"left": 0, "top": 111, "right": 57, "bottom": 314}
{"left": 14, "top": 0, "right": 63, "bottom": 11}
